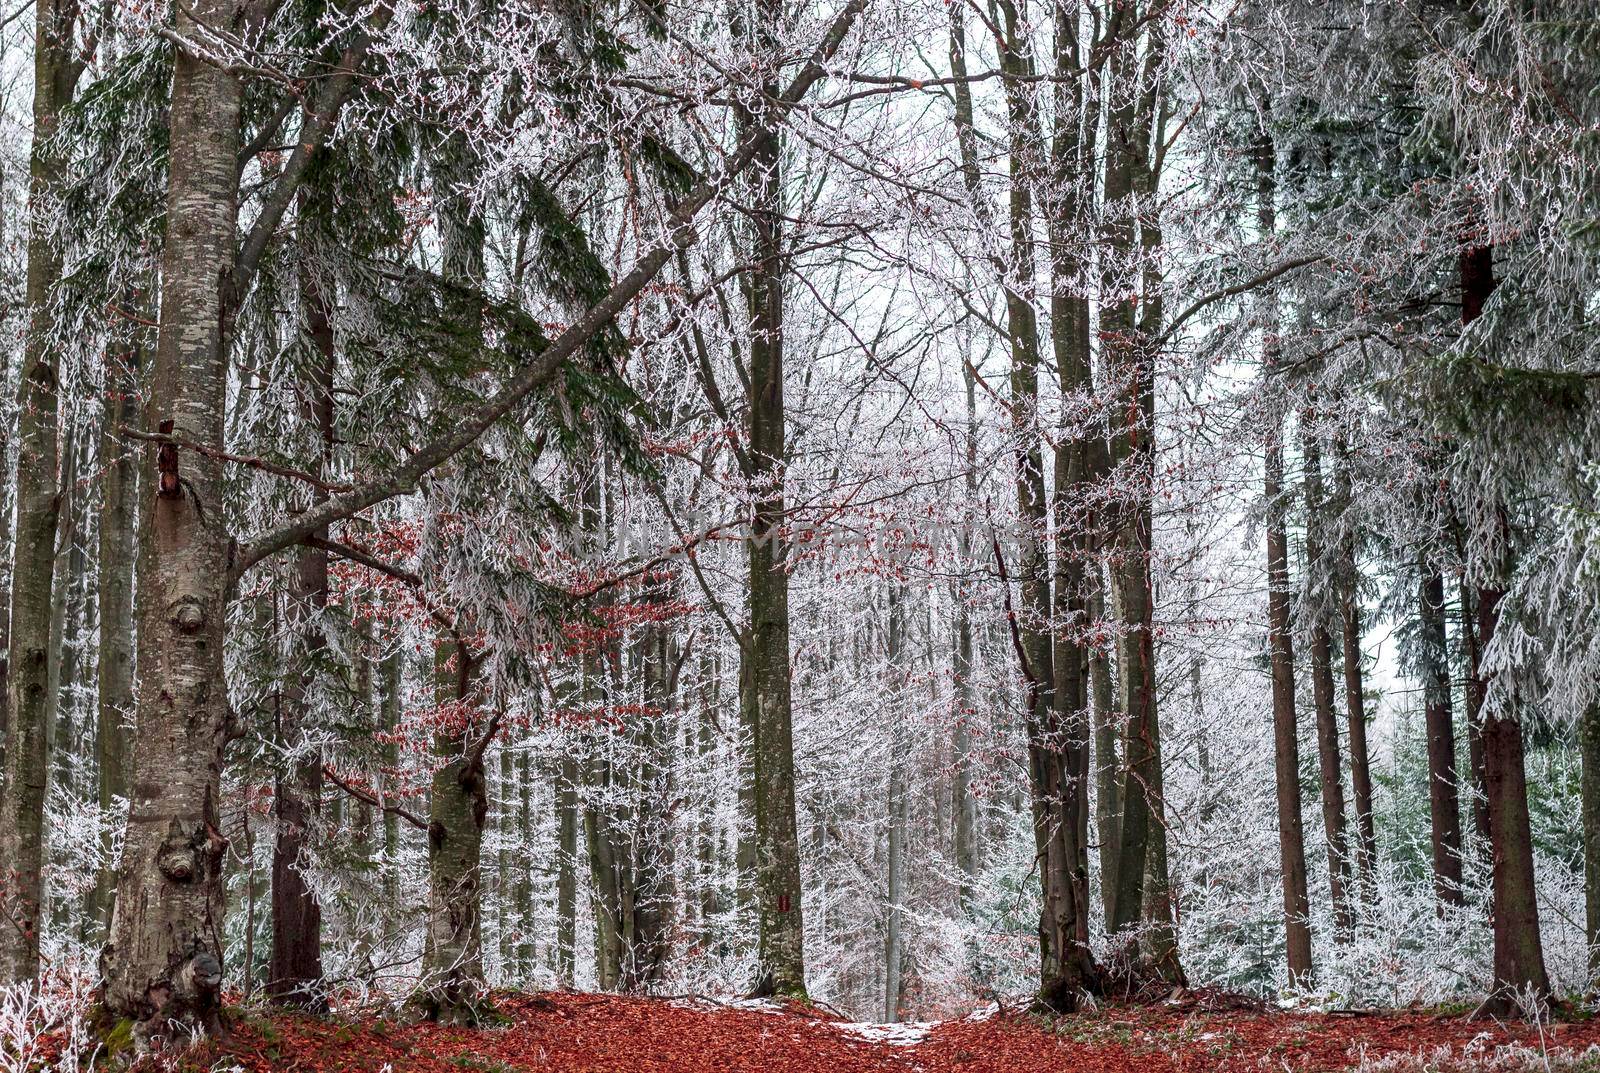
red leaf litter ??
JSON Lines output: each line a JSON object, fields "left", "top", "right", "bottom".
{"left": 187, "top": 992, "right": 1600, "bottom": 1073}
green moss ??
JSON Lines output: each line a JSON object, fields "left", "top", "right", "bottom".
{"left": 101, "top": 1016, "right": 136, "bottom": 1057}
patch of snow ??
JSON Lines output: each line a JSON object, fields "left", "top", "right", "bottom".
{"left": 965, "top": 1002, "right": 1000, "bottom": 1023}
{"left": 834, "top": 1020, "right": 936, "bottom": 1046}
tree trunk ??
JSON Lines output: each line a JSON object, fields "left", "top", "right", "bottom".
{"left": 1419, "top": 566, "right": 1465, "bottom": 909}
{"left": 555, "top": 752, "right": 579, "bottom": 985}
{"left": 267, "top": 242, "right": 337, "bottom": 1009}
{"left": 1477, "top": 584, "right": 1550, "bottom": 1010}
{"left": 1459, "top": 579, "right": 1491, "bottom": 848}
{"left": 1464, "top": 234, "right": 1549, "bottom": 1012}
{"left": 415, "top": 641, "right": 489, "bottom": 1023}
{"left": 1303, "top": 418, "right": 1353, "bottom": 937}
{"left": 952, "top": 367, "right": 979, "bottom": 909}
{"left": 738, "top": 0, "right": 805, "bottom": 995}
{"left": 1090, "top": 582, "right": 1120, "bottom": 928}
{"left": 100, "top": 0, "right": 241, "bottom": 1035}
{"left": 1258, "top": 120, "right": 1313, "bottom": 987}
{"left": 1046, "top": 0, "right": 1100, "bottom": 964}
{"left": 883, "top": 586, "right": 909, "bottom": 1022}
{"left": 89, "top": 311, "right": 143, "bottom": 940}
{"left": 1582, "top": 702, "right": 1600, "bottom": 981}
{"left": 0, "top": 0, "right": 78, "bottom": 985}
{"left": 1335, "top": 438, "right": 1377, "bottom": 901}
{"left": 1266, "top": 425, "right": 1313, "bottom": 986}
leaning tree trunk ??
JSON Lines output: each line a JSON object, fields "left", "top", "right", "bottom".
{"left": 1419, "top": 565, "right": 1465, "bottom": 909}
{"left": 99, "top": 0, "right": 242, "bottom": 1038}
{"left": 0, "top": 0, "right": 78, "bottom": 986}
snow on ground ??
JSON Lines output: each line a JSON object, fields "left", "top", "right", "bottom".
{"left": 833, "top": 1020, "right": 937, "bottom": 1046}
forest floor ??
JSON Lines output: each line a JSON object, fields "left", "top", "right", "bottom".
{"left": 159, "top": 989, "right": 1600, "bottom": 1073}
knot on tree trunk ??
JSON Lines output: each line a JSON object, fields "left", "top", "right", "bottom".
{"left": 156, "top": 819, "right": 226, "bottom": 882}
{"left": 169, "top": 596, "right": 206, "bottom": 632}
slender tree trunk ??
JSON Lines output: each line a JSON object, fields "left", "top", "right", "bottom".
{"left": 515, "top": 745, "right": 534, "bottom": 977}
{"left": 416, "top": 640, "right": 489, "bottom": 1023}
{"left": 100, "top": 0, "right": 242, "bottom": 1033}
{"left": 89, "top": 310, "right": 142, "bottom": 939}
{"left": 1582, "top": 702, "right": 1600, "bottom": 981}
{"left": 45, "top": 434, "right": 85, "bottom": 941}
{"left": 1258, "top": 121, "right": 1313, "bottom": 986}
{"left": 556, "top": 752, "right": 579, "bottom": 985}
{"left": 0, "top": 0, "right": 79, "bottom": 985}
{"left": 1335, "top": 440, "right": 1377, "bottom": 901}
{"left": 1459, "top": 579, "right": 1491, "bottom": 848}
{"left": 1420, "top": 566, "right": 1465, "bottom": 909}
{"left": 267, "top": 241, "right": 337, "bottom": 1009}
{"left": 953, "top": 367, "right": 979, "bottom": 909}
{"left": 883, "top": 586, "right": 909, "bottom": 1022}
{"left": 1266, "top": 426, "right": 1313, "bottom": 986}
{"left": 380, "top": 649, "right": 401, "bottom": 905}
{"left": 1303, "top": 418, "right": 1353, "bottom": 937}
{"left": 1090, "top": 582, "right": 1120, "bottom": 928}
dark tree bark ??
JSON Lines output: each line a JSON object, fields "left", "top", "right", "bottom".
{"left": 1093, "top": 19, "right": 1180, "bottom": 985}
{"left": 1459, "top": 579, "right": 1491, "bottom": 848}
{"left": 1463, "top": 239, "right": 1549, "bottom": 1014}
{"left": 1299, "top": 418, "right": 1350, "bottom": 940}
{"left": 1419, "top": 566, "right": 1465, "bottom": 909}
{"left": 731, "top": 0, "right": 806, "bottom": 999}
{"left": 1302, "top": 417, "right": 1353, "bottom": 938}
{"left": 1334, "top": 440, "right": 1377, "bottom": 900}
{"left": 267, "top": 250, "right": 337, "bottom": 1009}
{"left": 1266, "top": 424, "right": 1313, "bottom": 986}
{"left": 1259, "top": 123, "right": 1313, "bottom": 986}
{"left": 1582, "top": 701, "right": 1600, "bottom": 980}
